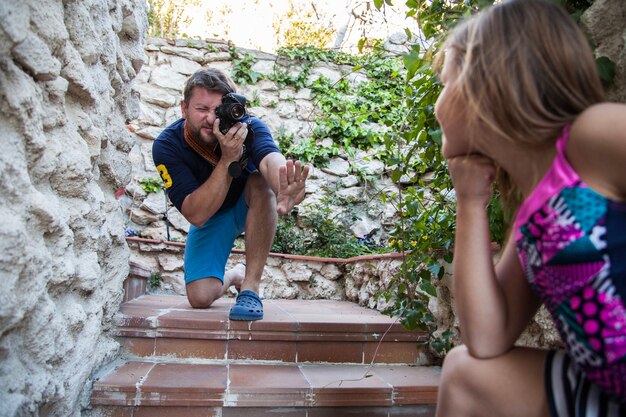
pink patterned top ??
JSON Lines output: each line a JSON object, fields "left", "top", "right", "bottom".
{"left": 514, "top": 125, "right": 626, "bottom": 402}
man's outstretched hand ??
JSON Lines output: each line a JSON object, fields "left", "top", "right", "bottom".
{"left": 276, "top": 160, "right": 310, "bottom": 215}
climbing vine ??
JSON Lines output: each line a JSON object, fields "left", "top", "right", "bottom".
{"left": 375, "top": 0, "right": 615, "bottom": 358}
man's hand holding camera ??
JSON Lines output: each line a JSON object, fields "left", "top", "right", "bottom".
{"left": 213, "top": 119, "right": 247, "bottom": 166}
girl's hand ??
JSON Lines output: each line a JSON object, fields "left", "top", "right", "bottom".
{"left": 447, "top": 155, "right": 496, "bottom": 207}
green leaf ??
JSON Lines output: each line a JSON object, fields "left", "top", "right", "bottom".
{"left": 391, "top": 167, "right": 403, "bottom": 183}
{"left": 596, "top": 56, "right": 616, "bottom": 83}
{"left": 428, "top": 263, "right": 441, "bottom": 277}
{"left": 357, "top": 38, "right": 366, "bottom": 53}
{"left": 403, "top": 49, "right": 421, "bottom": 81}
{"left": 373, "top": 0, "right": 383, "bottom": 9}
{"left": 420, "top": 279, "right": 437, "bottom": 297}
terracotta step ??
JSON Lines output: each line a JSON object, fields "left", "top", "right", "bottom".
{"left": 91, "top": 359, "right": 439, "bottom": 415}
{"left": 115, "top": 295, "right": 428, "bottom": 365}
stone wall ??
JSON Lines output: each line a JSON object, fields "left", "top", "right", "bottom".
{"left": 0, "top": 1, "right": 146, "bottom": 416}
{"left": 123, "top": 36, "right": 403, "bottom": 247}
{"left": 127, "top": 237, "right": 406, "bottom": 310}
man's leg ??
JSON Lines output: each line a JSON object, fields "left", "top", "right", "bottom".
{"left": 186, "top": 264, "right": 245, "bottom": 308}
{"left": 184, "top": 194, "right": 248, "bottom": 309}
{"left": 436, "top": 345, "right": 551, "bottom": 417}
{"left": 240, "top": 172, "right": 277, "bottom": 294}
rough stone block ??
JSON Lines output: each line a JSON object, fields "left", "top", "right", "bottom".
{"left": 12, "top": 33, "right": 61, "bottom": 81}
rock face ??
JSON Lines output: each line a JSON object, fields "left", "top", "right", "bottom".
{"left": 124, "top": 36, "right": 405, "bottom": 249}
{"left": 0, "top": 1, "right": 147, "bottom": 416}
{"left": 582, "top": 0, "right": 626, "bottom": 102}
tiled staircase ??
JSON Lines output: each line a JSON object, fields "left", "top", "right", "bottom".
{"left": 90, "top": 294, "right": 440, "bottom": 416}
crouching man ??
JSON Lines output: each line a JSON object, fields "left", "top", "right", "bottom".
{"left": 152, "top": 68, "right": 310, "bottom": 321}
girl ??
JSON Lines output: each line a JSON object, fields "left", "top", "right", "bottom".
{"left": 433, "top": 1, "right": 626, "bottom": 416}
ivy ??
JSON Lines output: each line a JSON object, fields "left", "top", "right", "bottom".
{"left": 230, "top": 49, "right": 263, "bottom": 85}
{"left": 139, "top": 177, "right": 164, "bottom": 194}
{"left": 268, "top": 64, "right": 312, "bottom": 90}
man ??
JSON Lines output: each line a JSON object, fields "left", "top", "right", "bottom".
{"left": 152, "top": 68, "right": 310, "bottom": 321}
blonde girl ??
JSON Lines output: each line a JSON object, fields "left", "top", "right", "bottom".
{"left": 433, "top": 0, "right": 626, "bottom": 416}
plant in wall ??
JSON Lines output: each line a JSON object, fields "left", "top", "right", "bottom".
{"left": 149, "top": 271, "right": 163, "bottom": 288}
{"left": 230, "top": 49, "right": 263, "bottom": 85}
{"left": 139, "top": 177, "right": 164, "bottom": 194}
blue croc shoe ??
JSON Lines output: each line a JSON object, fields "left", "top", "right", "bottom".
{"left": 229, "top": 290, "right": 263, "bottom": 321}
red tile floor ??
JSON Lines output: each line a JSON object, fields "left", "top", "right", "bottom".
{"left": 90, "top": 295, "right": 440, "bottom": 416}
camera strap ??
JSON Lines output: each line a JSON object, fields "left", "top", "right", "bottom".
{"left": 184, "top": 120, "right": 220, "bottom": 166}
{"left": 184, "top": 121, "right": 249, "bottom": 177}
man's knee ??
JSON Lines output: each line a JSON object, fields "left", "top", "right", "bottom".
{"left": 187, "top": 292, "right": 216, "bottom": 309}
{"left": 246, "top": 174, "right": 274, "bottom": 202}
{"left": 186, "top": 279, "right": 222, "bottom": 308}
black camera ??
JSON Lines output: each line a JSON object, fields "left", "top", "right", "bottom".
{"left": 215, "top": 93, "right": 247, "bottom": 134}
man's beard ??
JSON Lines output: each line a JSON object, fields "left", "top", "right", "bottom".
{"left": 188, "top": 121, "right": 217, "bottom": 146}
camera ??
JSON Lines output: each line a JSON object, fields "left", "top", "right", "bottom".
{"left": 215, "top": 93, "right": 247, "bottom": 134}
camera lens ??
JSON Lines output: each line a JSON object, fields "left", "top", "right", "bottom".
{"left": 230, "top": 104, "right": 245, "bottom": 119}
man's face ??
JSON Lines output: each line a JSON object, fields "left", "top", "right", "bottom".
{"left": 181, "top": 87, "right": 224, "bottom": 145}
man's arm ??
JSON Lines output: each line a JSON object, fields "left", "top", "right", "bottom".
{"left": 259, "top": 152, "right": 309, "bottom": 215}
{"left": 181, "top": 121, "right": 249, "bottom": 227}
{"left": 180, "top": 159, "right": 233, "bottom": 227}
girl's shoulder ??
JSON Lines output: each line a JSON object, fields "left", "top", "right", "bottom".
{"left": 568, "top": 102, "right": 626, "bottom": 202}
{"left": 571, "top": 102, "right": 626, "bottom": 136}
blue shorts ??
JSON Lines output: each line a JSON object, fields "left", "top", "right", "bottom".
{"left": 184, "top": 192, "right": 248, "bottom": 284}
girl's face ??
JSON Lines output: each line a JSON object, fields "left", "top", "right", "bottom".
{"left": 435, "top": 52, "right": 474, "bottom": 158}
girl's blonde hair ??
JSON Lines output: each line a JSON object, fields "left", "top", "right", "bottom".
{"left": 436, "top": 0, "right": 604, "bottom": 209}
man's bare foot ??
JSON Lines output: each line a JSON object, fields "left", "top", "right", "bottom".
{"left": 226, "top": 263, "right": 245, "bottom": 292}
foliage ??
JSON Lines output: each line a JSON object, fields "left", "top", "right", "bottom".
{"left": 299, "top": 198, "right": 374, "bottom": 259}
{"left": 276, "top": 44, "right": 365, "bottom": 66}
{"left": 268, "top": 64, "right": 312, "bottom": 91}
{"left": 372, "top": 0, "right": 497, "bottom": 359}
{"left": 271, "top": 214, "right": 309, "bottom": 255}
{"left": 229, "top": 50, "right": 263, "bottom": 85}
{"left": 139, "top": 177, "right": 164, "bottom": 194}
{"left": 146, "top": 0, "right": 199, "bottom": 38}
{"left": 377, "top": 0, "right": 607, "bottom": 359}
{"left": 304, "top": 47, "right": 407, "bottom": 156}
{"left": 149, "top": 271, "right": 162, "bottom": 288}
{"left": 275, "top": 129, "right": 339, "bottom": 168}
{"left": 271, "top": 193, "right": 391, "bottom": 258}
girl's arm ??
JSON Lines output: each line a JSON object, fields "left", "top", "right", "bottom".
{"left": 569, "top": 102, "right": 626, "bottom": 202}
{"left": 449, "top": 155, "right": 541, "bottom": 358}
